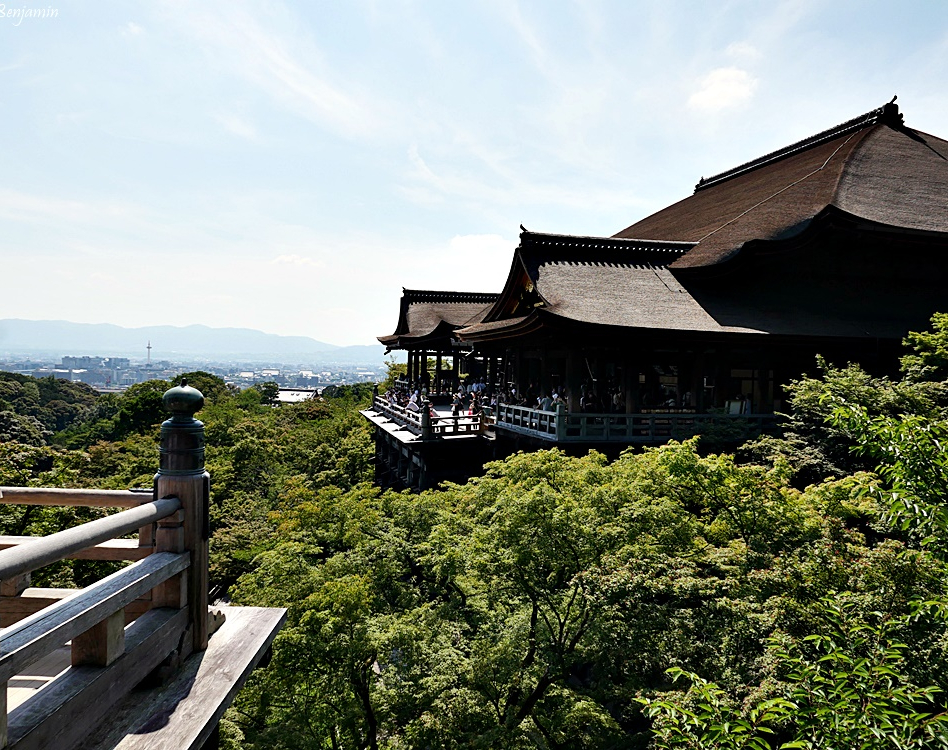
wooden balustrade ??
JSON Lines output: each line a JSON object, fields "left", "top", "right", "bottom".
{"left": 373, "top": 395, "right": 772, "bottom": 445}
{"left": 494, "top": 404, "right": 774, "bottom": 442}
{"left": 0, "top": 380, "right": 285, "bottom": 749}
{"left": 0, "top": 498, "right": 180, "bottom": 583}
{"left": 371, "top": 395, "right": 485, "bottom": 439}
{"left": 0, "top": 488, "right": 190, "bottom": 748}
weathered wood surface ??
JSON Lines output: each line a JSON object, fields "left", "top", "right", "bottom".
{"left": 155, "top": 474, "right": 208, "bottom": 653}
{"left": 0, "top": 488, "right": 148, "bottom": 509}
{"left": 0, "top": 538, "right": 151, "bottom": 562}
{"left": 72, "top": 608, "right": 126, "bottom": 667}
{"left": 78, "top": 606, "right": 287, "bottom": 750}
{"left": 0, "top": 552, "right": 189, "bottom": 683}
{"left": 7, "top": 607, "right": 189, "bottom": 750}
{"left": 0, "top": 589, "right": 153, "bottom": 628}
{"left": 0, "top": 498, "right": 180, "bottom": 581}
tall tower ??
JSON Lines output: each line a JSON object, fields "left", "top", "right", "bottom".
{"left": 147, "top": 340, "right": 152, "bottom": 368}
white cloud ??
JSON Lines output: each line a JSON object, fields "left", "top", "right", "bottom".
{"left": 401, "top": 144, "right": 652, "bottom": 217}
{"left": 122, "top": 22, "right": 144, "bottom": 36}
{"left": 163, "top": 0, "right": 380, "bottom": 139}
{"left": 215, "top": 112, "right": 257, "bottom": 140}
{"left": 0, "top": 189, "right": 146, "bottom": 226}
{"left": 725, "top": 42, "right": 761, "bottom": 61}
{"left": 688, "top": 67, "right": 759, "bottom": 112}
{"left": 270, "top": 254, "right": 323, "bottom": 269}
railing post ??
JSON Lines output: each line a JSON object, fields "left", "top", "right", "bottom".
{"left": 155, "top": 380, "right": 210, "bottom": 653}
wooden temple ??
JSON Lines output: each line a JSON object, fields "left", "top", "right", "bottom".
{"left": 364, "top": 100, "right": 948, "bottom": 490}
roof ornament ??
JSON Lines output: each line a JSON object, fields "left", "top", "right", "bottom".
{"left": 881, "top": 95, "right": 903, "bottom": 127}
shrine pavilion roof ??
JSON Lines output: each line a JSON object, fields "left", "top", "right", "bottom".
{"left": 389, "top": 101, "right": 948, "bottom": 346}
{"left": 615, "top": 100, "right": 948, "bottom": 268}
{"left": 457, "top": 235, "right": 764, "bottom": 340}
{"left": 379, "top": 289, "right": 499, "bottom": 349}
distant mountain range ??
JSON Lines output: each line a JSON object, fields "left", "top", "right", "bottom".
{"left": 0, "top": 319, "right": 389, "bottom": 365}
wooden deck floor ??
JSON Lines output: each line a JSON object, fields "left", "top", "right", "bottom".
{"left": 8, "top": 645, "right": 70, "bottom": 711}
{"left": 4, "top": 606, "right": 285, "bottom": 750}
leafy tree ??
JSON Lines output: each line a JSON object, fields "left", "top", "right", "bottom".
{"left": 0, "top": 410, "right": 51, "bottom": 446}
{"left": 114, "top": 379, "right": 170, "bottom": 435}
{"left": 901, "top": 312, "right": 948, "bottom": 383}
{"left": 380, "top": 357, "right": 407, "bottom": 393}
{"left": 252, "top": 381, "right": 280, "bottom": 406}
{"left": 640, "top": 600, "right": 948, "bottom": 750}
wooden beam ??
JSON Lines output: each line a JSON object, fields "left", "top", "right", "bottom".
{"left": 0, "top": 552, "right": 189, "bottom": 683}
{"left": 0, "top": 498, "right": 180, "bottom": 581}
{"left": 0, "top": 538, "right": 151, "bottom": 562}
{"left": 0, "top": 488, "right": 147, "bottom": 509}
{"left": 6, "top": 607, "right": 189, "bottom": 750}
{"left": 0, "top": 589, "right": 153, "bottom": 628}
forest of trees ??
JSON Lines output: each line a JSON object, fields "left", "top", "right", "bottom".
{"left": 5, "top": 316, "right": 948, "bottom": 747}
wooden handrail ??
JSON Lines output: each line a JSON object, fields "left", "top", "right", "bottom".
{"left": 0, "top": 488, "right": 149, "bottom": 508}
{"left": 0, "top": 537, "right": 150, "bottom": 562}
{"left": 0, "top": 497, "right": 181, "bottom": 581}
{"left": 0, "top": 551, "right": 189, "bottom": 683}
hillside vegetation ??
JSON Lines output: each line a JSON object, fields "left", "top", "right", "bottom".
{"left": 4, "top": 317, "right": 948, "bottom": 748}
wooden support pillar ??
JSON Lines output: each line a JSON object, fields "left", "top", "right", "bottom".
{"left": 156, "top": 379, "right": 210, "bottom": 653}
{"left": 565, "top": 353, "right": 581, "bottom": 413}
{"left": 540, "top": 348, "right": 550, "bottom": 399}
{"left": 72, "top": 609, "right": 125, "bottom": 667}
{"left": 624, "top": 358, "right": 635, "bottom": 414}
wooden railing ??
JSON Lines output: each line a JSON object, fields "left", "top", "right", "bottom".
{"left": 371, "top": 395, "right": 486, "bottom": 439}
{"left": 0, "top": 381, "right": 285, "bottom": 750}
{"left": 494, "top": 404, "right": 775, "bottom": 442}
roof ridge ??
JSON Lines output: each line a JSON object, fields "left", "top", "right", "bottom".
{"left": 402, "top": 289, "right": 499, "bottom": 303}
{"left": 694, "top": 101, "right": 904, "bottom": 193}
{"left": 520, "top": 230, "right": 695, "bottom": 253}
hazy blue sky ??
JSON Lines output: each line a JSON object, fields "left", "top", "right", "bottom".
{"left": 2, "top": 1, "right": 948, "bottom": 346}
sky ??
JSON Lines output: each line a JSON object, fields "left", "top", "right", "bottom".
{"left": 3, "top": 1, "right": 948, "bottom": 347}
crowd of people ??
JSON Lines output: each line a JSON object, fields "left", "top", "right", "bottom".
{"left": 383, "top": 377, "right": 698, "bottom": 418}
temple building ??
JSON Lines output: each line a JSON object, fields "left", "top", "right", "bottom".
{"left": 363, "top": 100, "right": 948, "bottom": 490}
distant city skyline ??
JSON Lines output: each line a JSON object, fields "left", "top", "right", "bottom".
{"left": 3, "top": 1, "right": 948, "bottom": 344}
{"left": 0, "top": 318, "right": 393, "bottom": 364}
